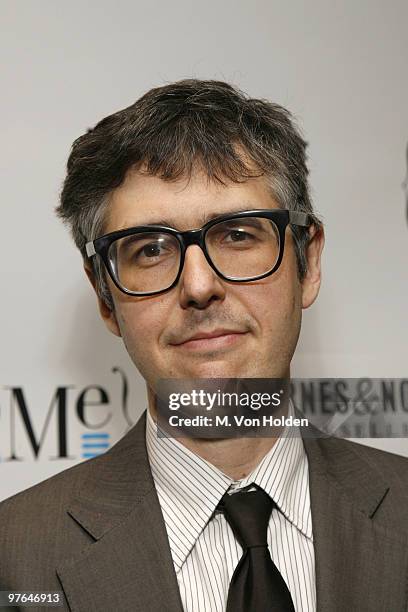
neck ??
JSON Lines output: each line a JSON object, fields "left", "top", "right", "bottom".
{"left": 147, "top": 384, "right": 288, "bottom": 480}
{"left": 172, "top": 435, "right": 280, "bottom": 480}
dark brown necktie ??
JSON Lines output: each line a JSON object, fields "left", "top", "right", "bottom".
{"left": 219, "top": 486, "right": 296, "bottom": 612}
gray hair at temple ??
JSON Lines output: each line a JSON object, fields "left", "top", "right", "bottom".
{"left": 56, "top": 79, "right": 323, "bottom": 310}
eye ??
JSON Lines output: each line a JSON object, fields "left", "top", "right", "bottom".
{"left": 224, "top": 229, "right": 254, "bottom": 242}
{"left": 128, "top": 236, "right": 177, "bottom": 260}
{"left": 139, "top": 242, "right": 164, "bottom": 258}
{"left": 212, "top": 224, "right": 260, "bottom": 247}
{"left": 132, "top": 238, "right": 178, "bottom": 264}
{"left": 113, "top": 233, "right": 179, "bottom": 269}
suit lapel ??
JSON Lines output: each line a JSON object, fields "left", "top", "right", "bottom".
{"left": 57, "top": 413, "right": 184, "bottom": 612}
{"left": 57, "top": 410, "right": 408, "bottom": 612}
{"left": 303, "top": 434, "right": 408, "bottom": 612}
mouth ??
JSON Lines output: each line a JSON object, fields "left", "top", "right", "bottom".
{"left": 171, "top": 330, "right": 249, "bottom": 351}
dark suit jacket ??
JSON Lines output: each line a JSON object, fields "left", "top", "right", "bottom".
{"left": 1, "top": 412, "right": 408, "bottom": 612}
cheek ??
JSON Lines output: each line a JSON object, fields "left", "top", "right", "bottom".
{"left": 245, "top": 270, "right": 300, "bottom": 330}
{"left": 115, "top": 298, "right": 168, "bottom": 360}
{"left": 262, "top": 290, "right": 299, "bottom": 336}
{"left": 247, "top": 272, "right": 302, "bottom": 369}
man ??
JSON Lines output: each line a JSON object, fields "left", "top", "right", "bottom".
{"left": 1, "top": 79, "right": 407, "bottom": 612}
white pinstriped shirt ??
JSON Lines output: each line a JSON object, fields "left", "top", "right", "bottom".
{"left": 146, "top": 404, "right": 316, "bottom": 612}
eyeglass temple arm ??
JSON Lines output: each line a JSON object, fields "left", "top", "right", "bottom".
{"left": 288, "top": 211, "right": 311, "bottom": 227}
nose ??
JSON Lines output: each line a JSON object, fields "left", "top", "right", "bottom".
{"left": 178, "top": 244, "right": 226, "bottom": 309}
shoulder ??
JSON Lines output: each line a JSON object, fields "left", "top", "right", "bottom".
{"left": 0, "top": 414, "right": 146, "bottom": 521}
{"left": 0, "top": 417, "right": 147, "bottom": 588}
{"left": 318, "top": 435, "right": 408, "bottom": 481}
{"left": 302, "top": 433, "right": 408, "bottom": 536}
{"left": 313, "top": 436, "right": 408, "bottom": 519}
{"left": 0, "top": 456, "right": 99, "bottom": 589}
{"left": 0, "top": 453, "right": 96, "bottom": 519}
{"left": 0, "top": 453, "right": 104, "bottom": 568}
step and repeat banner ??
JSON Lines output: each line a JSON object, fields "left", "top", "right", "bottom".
{"left": 1, "top": 1, "right": 408, "bottom": 501}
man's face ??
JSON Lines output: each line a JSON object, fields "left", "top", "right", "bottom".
{"left": 90, "top": 167, "right": 323, "bottom": 395}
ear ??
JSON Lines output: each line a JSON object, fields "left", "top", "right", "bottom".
{"left": 83, "top": 262, "right": 122, "bottom": 337}
{"left": 301, "top": 224, "right": 325, "bottom": 309}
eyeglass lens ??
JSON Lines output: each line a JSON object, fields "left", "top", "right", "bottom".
{"left": 107, "top": 217, "right": 280, "bottom": 294}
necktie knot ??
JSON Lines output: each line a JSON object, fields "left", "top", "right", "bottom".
{"left": 220, "top": 486, "right": 275, "bottom": 549}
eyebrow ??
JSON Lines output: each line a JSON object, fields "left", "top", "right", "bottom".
{"left": 131, "top": 205, "right": 261, "bottom": 230}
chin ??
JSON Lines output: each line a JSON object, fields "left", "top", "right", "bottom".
{"left": 182, "top": 361, "right": 250, "bottom": 379}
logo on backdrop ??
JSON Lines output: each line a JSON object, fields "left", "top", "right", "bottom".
{"left": 0, "top": 367, "right": 137, "bottom": 462}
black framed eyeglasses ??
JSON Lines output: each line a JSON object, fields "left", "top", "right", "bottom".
{"left": 85, "top": 209, "right": 311, "bottom": 297}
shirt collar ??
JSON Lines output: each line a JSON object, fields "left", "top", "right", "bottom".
{"left": 146, "top": 400, "right": 312, "bottom": 572}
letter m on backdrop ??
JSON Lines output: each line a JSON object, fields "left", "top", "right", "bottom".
{"left": 5, "top": 386, "right": 73, "bottom": 460}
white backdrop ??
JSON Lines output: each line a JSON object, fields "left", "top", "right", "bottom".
{"left": 1, "top": 0, "right": 407, "bottom": 501}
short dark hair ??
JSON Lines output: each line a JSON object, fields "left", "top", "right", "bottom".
{"left": 56, "top": 79, "right": 322, "bottom": 308}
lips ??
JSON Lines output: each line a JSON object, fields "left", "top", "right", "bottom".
{"left": 171, "top": 329, "right": 247, "bottom": 348}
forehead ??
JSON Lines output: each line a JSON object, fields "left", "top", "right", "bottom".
{"left": 104, "top": 167, "right": 280, "bottom": 233}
